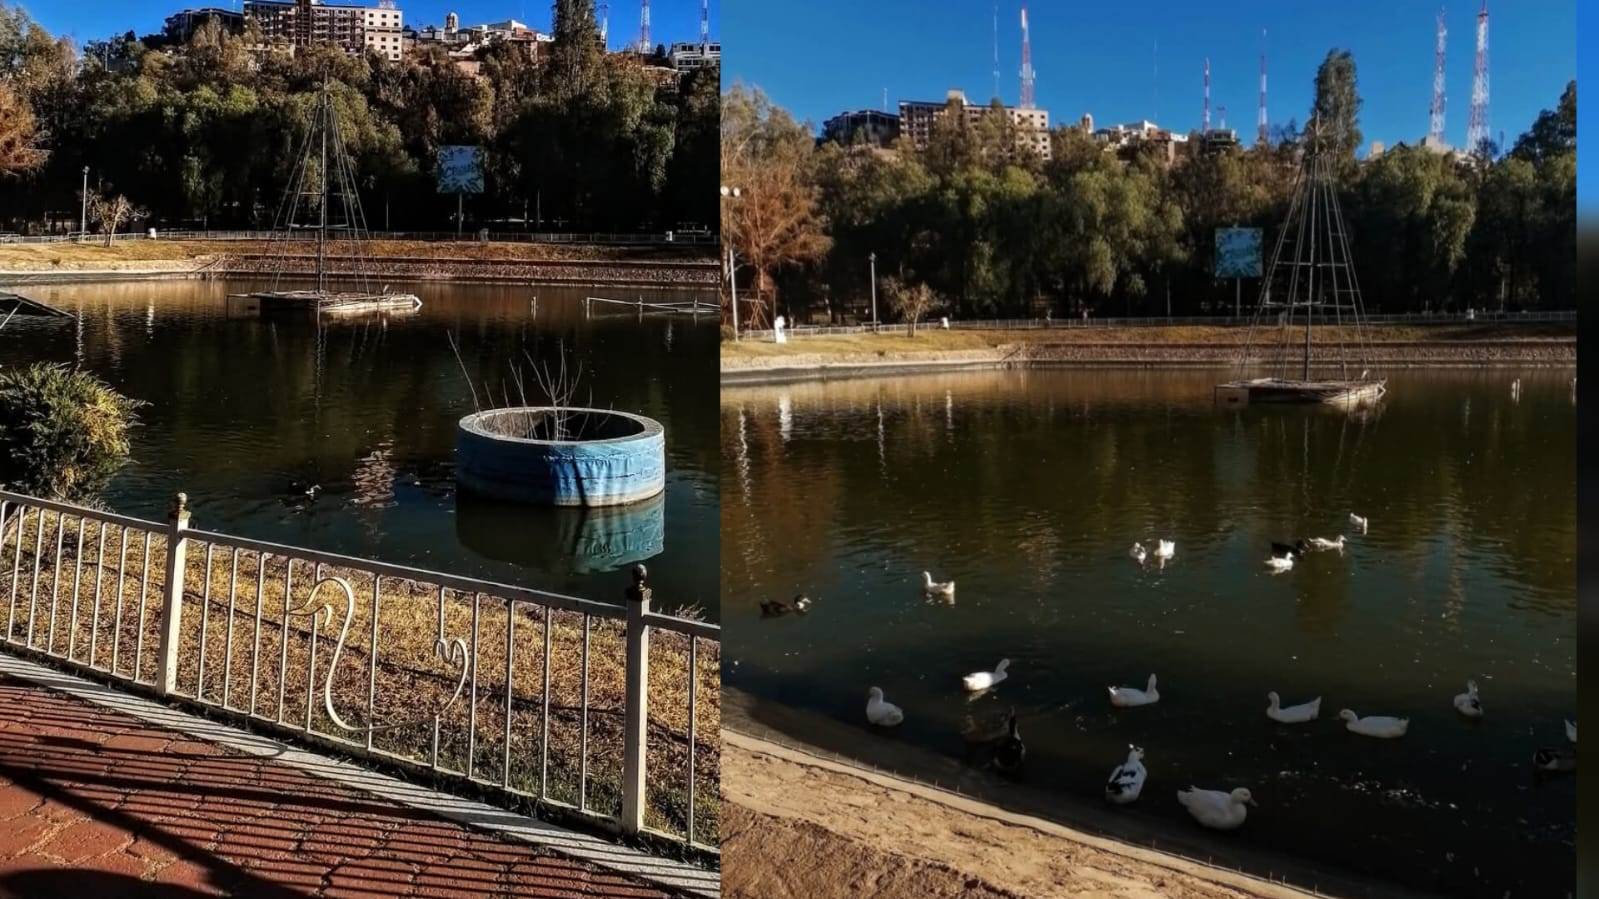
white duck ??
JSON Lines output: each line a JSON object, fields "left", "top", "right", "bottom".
{"left": 866, "top": 687, "right": 904, "bottom": 727}
{"left": 1340, "top": 709, "right": 1409, "bottom": 738}
{"left": 1154, "top": 540, "right": 1176, "bottom": 562}
{"left": 1266, "top": 691, "right": 1321, "bottom": 724}
{"left": 1307, "top": 535, "right": 1346, "bottom": 551}
{"left": 1348, "top": 513, "right": 1369, "bottom": 533}
{"left": 1109, "top": 674, "right": 1159, "bottom": 708}
{"left": 1104, "top": 745, "right": 1147, "bottom": 805}
{"left": 1129, "top": 542, "right": 1147, "bottom": 565}
{"left": 1453, "top": 680, "right": 1483, "bottom": 718}
{"left": 963, "top": 659, "right": 1011, "bottom": 692}
{"left": 1264, "top": 553, "right": 1294, "bottom": 573}
{"left": 1566, "top": 719, "right": 1577, "bottom": 744}
{"left": 922, "top": 571, "right": 955, "bottom": 598}
{"left": 1177, "top": 786, "right": 1256, "bottom": 831}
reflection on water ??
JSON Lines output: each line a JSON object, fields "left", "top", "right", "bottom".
{"left": 1, "top": 279, "right": 718, "bottom": 616}
{"left": 457, "top": 490, "right": 665, "bottom": 575}
{"left": 721, "top": 368, "right": 1574, "bottom": 897}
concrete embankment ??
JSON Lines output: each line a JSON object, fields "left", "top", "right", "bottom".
{"left": 722, "top": 333, "right": 1574, "bottom": 385}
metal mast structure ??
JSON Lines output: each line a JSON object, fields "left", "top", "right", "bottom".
{"left": 637, "top": 0, "right": 650, "bottom": 54}
{"left": 1202, "top": 57, "right": 1211, "bottom": 132}
{"left": 1258, "top": 29, "right": 1268, "bottom": 146}
{"left": 1240, "top": 124, "right": 1374, "bottom": 383}
{"left": 1467, "top": 0, "right": 1489, "bottom": 152}
{"left": 1018, "top": 3, "right": 1036, "bottom": 108}
{"left": 992, "top": 0, "right": 1000, "bottom": 100}
{"left": 700, "top": 0, "right": 709, "bottom": 50}
{"left": 1430, "top": 8, "right": 1447, "bottom": 144}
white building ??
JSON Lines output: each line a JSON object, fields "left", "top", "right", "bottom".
{"left": 363, "top": 1, "right": 403, "bottom": 61}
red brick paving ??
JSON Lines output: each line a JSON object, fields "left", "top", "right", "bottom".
{"left": 0, "top": 676, "right": 676, "bottom": 898}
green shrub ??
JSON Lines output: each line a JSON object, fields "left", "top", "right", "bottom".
{"left": 0, "top": 364, "right": 143, "bottom": 500}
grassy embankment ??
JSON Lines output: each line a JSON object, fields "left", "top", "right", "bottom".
{"left": 0, "top": 511, "right": 719, "bottom": 848}
{"left": 0, "top": 239, "right": 713, "bottom": 270}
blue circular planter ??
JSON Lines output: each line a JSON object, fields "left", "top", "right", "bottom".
{"left": 456, "top": 407, "right": 666, "bottom": 507}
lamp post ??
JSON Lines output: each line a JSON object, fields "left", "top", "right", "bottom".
{"left": 80, "top": 166, "right": 89, "bottom": 242}
{"left": 720, "top": 185, "right": 741, "bottom": 341}
{"left": 868, "top": 251, "right": 878, "bottom": 331}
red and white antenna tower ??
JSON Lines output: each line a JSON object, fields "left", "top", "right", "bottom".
{"left": 1257, "top": 29, "right": 1268, "bottom": 146}
{"left": 637, "top": 0, "right": 651, "bottom": 53}
{"left": 1019, "top": 3, "right": 1036, "bottom": 108}
{"left": 1202, "top": 57, "right": 1211, "bottom": 131}
{"left": 1429, "top": 8, "right": 1447, "bottom": 144}
{"left": 1467, "top": 0, "right": 1490, "bottom": 152}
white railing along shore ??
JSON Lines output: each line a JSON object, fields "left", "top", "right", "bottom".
{"left": 0, "top": 230, "right": 717, "bottom": 247}
{"left": 0, "top": 488, "right": 718, "bottom": 851}
{"left": 741, "top": 309, "right": 1575, "bottom": 340}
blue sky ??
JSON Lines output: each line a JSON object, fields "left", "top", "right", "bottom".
{"left": 21, "top": 0, "right": 716, "bottom": 50}
{"left": 726, "top": 0, "right": 1573, "bottom": 156}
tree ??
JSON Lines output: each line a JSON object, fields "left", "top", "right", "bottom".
{"left": 87, "top": 190, "right": 145, "bottom": 245}
{"left": 883, "top": 277, "right": 935, "bottom": 336}
{"left": 0, "top": 81, "right": 42, "bottom": 174}
{"left": 720, "top": 84, "right": 830, "bottom": 327}
{"left": 1308, "top": 49, "right": 1362, "bottom": 164}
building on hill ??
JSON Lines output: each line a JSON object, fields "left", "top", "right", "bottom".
{"left": 164, "top": 7, "right": 247, "bottom": 42}
{"left": 242, "top": 0, "right": 403, "bottom": 61}
{"left": 821, "top": 110, "right": 900, "bottom": 148}
{"left": 897, "top": 90, "right": 1051, "bottom": 161}
{"left": 668, "top": 41, "right": 719, "bottom": 71}
{"left": 1093, "top": 119, "right": 1188, "bottom": 166}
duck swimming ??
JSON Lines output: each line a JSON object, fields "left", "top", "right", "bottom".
{"left": 963, "top": 659, "right": 1011, "bottom": 692}
{"left": 922, "top": 571, "right": 955, "bottom": 598}
{"left": 1340, "top": 709, "right": 1409, "bottom": 738}
{"left": 1109, "top": 674, "right": 1159, "bottom": 708}
{"left": 992, "top": 710, "right": 1025, "bottom": 774}
{"left": 759, "top": 595, "right": 812, "bottom": 617}
{"left": 1104, "top": 745, "right": 1147, "bottom": 805}
{"left": 1306, "top": 535, "right": 1346, "bottom": 551}
{"left": 1349, "top": 513, "right": 1369, "bottom": 533}
{"left": 1453, "top": 680, "right": 1483, "bottom": 718}
{"left": 1266, "top": 692, "right": 1321, "bottom": 724}
{"left": 866, "top": 687, "right": 904, "bottom": 727}
{"left": 1177, "top": 786, "right": 1256, "bottom": 830}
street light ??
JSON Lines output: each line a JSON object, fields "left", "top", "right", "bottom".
{"left": 868, "top": 252, "right": 878, "bottom": 332}
{"left": 80, "top": 166, "right": 89, "bottom": 243}
{"left": 720, "top": 185, "right": 742, "bottom": 341}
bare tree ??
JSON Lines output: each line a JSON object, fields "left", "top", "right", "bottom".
{"left": 884, "top": 277, "right": 936, "bottom": 337}
{"left": 87, "top": 191, "right": 146, "bottom": 246}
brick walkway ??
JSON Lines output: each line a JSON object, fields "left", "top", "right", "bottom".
{"left": 0, "top": 676, "right": 674, "bottom": 898}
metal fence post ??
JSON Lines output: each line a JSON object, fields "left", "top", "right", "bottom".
{"left": 156, "top": 492, "right": 191, "bottom": 695}
{"left": 620, "top": 563, "right": 651, "bottom": 835}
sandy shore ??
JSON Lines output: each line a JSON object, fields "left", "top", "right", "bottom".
{"left": 724, "top": 729, "right": 1318, "bottom": 899}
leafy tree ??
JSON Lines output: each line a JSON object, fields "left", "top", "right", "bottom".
{"left": 1308, "top": 49, "right": 1362, "bottom": 164}
{"left": 0, "top": 82, "right": 42, "bottom": 174}
{"left": 883, "top": 277, "right": 935, "bottom": 336}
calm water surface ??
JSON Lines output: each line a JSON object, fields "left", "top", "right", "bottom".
{"left": 722, "top": 368, "right": 1574, "bottom": 897}
{"left": 3, "top": 280, "right": 718, "bottom": 616}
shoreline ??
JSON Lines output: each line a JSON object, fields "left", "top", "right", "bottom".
{"left": 721, "top": 328, "right": 1575, "bottom": 385}
{"left": 723, "top": 688, "right": 1437, "bottom": 899}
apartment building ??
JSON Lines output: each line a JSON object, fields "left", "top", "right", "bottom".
{"left": 897, "top": 90, "right": 1052, "bottom": 161}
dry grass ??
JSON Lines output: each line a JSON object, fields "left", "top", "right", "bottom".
{"left": 0, "top": 506, "right": 719, "bottom": 844}
{"left": 0, "top": 239, "right": 709, "bottom": 268}
{"left": 721, "top": 322, "right": 1574, "bottom": 362}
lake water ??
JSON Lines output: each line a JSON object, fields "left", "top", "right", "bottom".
{"left": 1, "top": 279, "right": 719, "bottom": 617}
{"left": 721, "top": 368, "right": 1575, "bottom": 897}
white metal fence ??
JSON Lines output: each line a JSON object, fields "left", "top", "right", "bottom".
{"left": 741, "top": 309, "right": 1576, "bottom": 340}
{"left": 0, "top": 488, "right": 719, "bottom": 852}
{"left": 0, "top": 230, "right": 717, "bottom": 247}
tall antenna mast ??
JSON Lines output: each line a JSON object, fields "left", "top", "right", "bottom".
{"left": 1258, "top": 28, "right": 1268, "bottom": 146}
{"left": 700, "top": 0, "right": 709, "bottom": 50}
{"left": 1466, "top": 1, "right": 1489, "bottom": 153}
{"left": 1219, "top": 104, "right": 1227, "bottom": 130}
{"left": 1430, "top": 8, "right": 1447, "bottom": 144}
{"left": 638, "top": 0, "right": 650, "bottom": 53}
{"left": 992, "top": 0, "right": 1000, "bottom": 100}
{"left": 1202, "top": 57, "right": 1211, "bottom": 131}
{"left": 1018, "top": 3, "right": 1036, "bottom": 108}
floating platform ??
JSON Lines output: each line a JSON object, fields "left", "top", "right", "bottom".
{"left": 1216, "top": 377, "right": 1388, "bottom": 406}
{"left": 0, "top": 291, "right": 73, "bottom": 319}
{"left": 230, "top": 289, "right": 422, "bottom": 316}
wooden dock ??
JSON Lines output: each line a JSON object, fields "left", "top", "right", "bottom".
{"left": 0, "top": 291, "right": 73, "bottom": 320}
